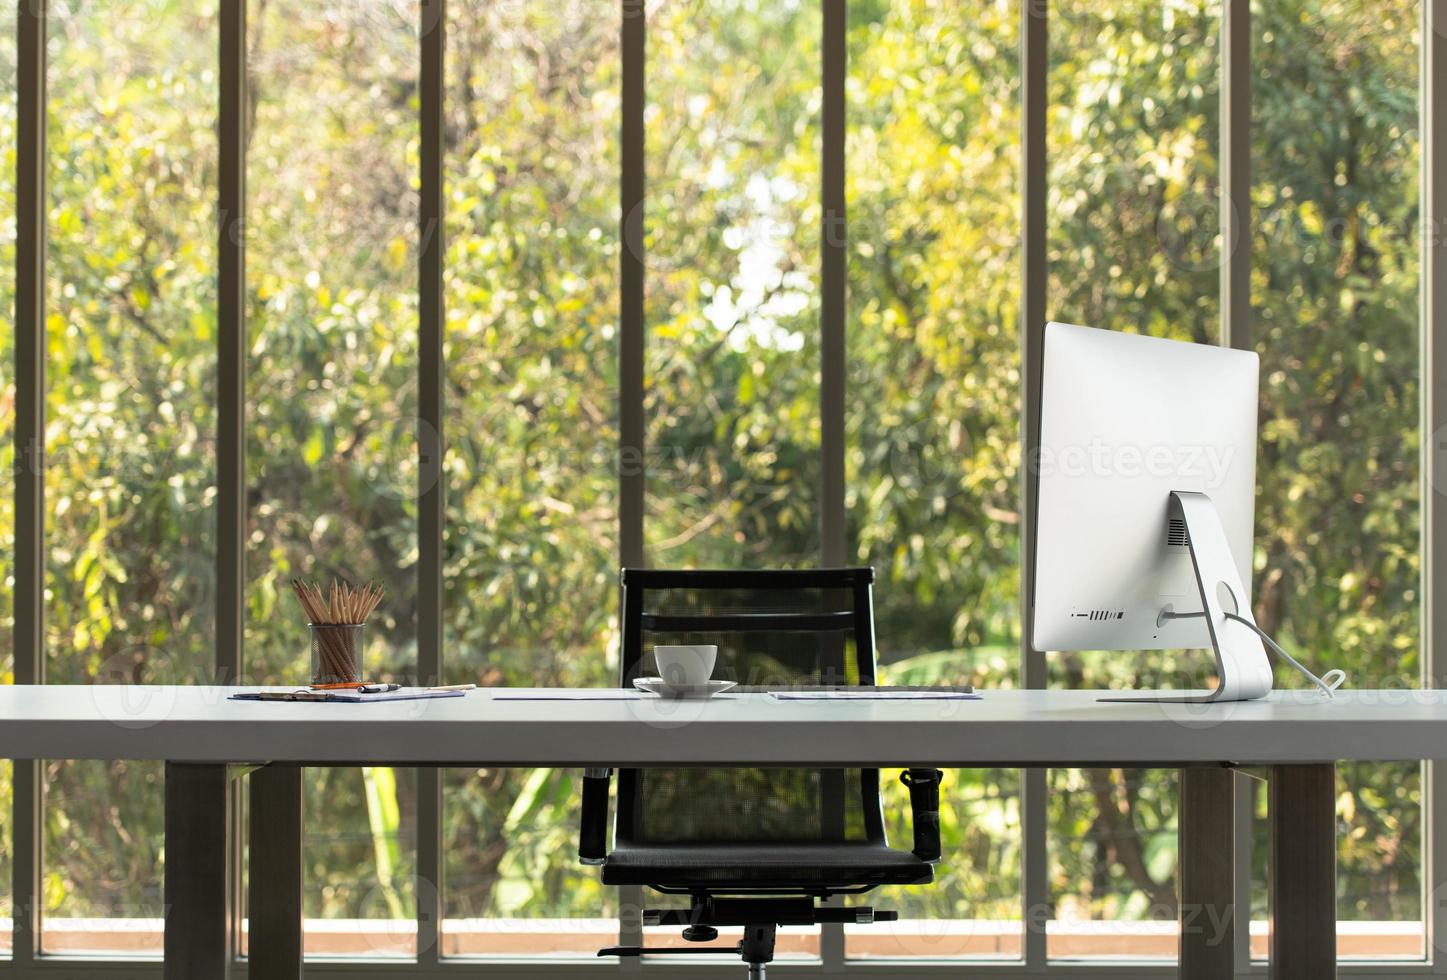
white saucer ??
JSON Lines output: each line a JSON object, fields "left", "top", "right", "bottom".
{"left": 633, "top": 677, "right": 738, "bottom": 699}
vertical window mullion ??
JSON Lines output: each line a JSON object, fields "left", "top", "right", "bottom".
{"left": 1020, "top": 6, "right": 1047, "bottom": 691}
{"left": 620, "top": 0, "right": 645, "bottom": 573}
{"left": 1219, "top": 0, "right": 1255, "bottom": 967}
{"left": 217, "top": 0, "right": 247, "bottom": 953}
{"left": 418, "top": 0, "right": 445, "bottom": 693}
{"left": 217, "top": 0, "right": 245, "bottom": 687}
{"left": 619, "top": 0, "right": 646, "bottom": 956}
{"left": 1220, "top": 0, "right": 1251, "bottom": 354}
{"left": 1423, "top": 0, "right": 1447, "bottom": 970}
{"left": 1233, "top": 769, "right": 1254, "bottom": 967}
{"left": 819, "top": 0, "right": 846, "bottom": 967}
{"left": 12, "top": 0, "right": 45, "bottom": 965}
{"left": 417, "top": 0, "right": 446, "bottom": 965}
{"left": 1020, "top": 0, "right": 1048, "bottom": 970}
{"left": 820, "top": 0, "right": 846, "bottom": 572}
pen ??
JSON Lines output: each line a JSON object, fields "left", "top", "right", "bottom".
{"left": 357, "top": 683, "right": 401, "bottom": 694}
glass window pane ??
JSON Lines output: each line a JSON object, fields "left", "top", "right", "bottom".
{"left": 1249, "top": 0, "right": 1422, "bottom": 957}
{"left": 45, "top": 6, "right": 216, "bottom": 672}
{"left": 237, "top": 768, "right": 419, "bottom": 961}
{"left": 247, "top": 0, "right": 420, "bottom": 955}
{"left": 440, "top": 0, "right": 619, "bottom": 691}
{"left": 246, "top": 0, "right": 419, "bottom": 686}
{"left": 851, "top": 769, "right": 1023, "bottom": 960}
{"left": 303, "top": 767, "right": 417, "bottom": 957}
{"left": 1049, "top": 0, "right": 1222, "bottom": 344}
{"left": 1046, "top": 0, "right": 1222, "bottom": 958}
{"left": 42, "top": 0, "right": 216, "bottom": 953}
{"left": 44, "top": 761, "right": 164, "bottom": 954}
{"left": 843, "top": 0, "right": 1023, "bottom": 959}
{"left": 440, "top": 0, "right": 620, "bottom": 954}
{"left": 1245, "top": 763, "right": 1423, "bottom": 961}
{"left": 442, "top": 768, "right": 616, "bottom": 956}
{"left": 1046, "top": 768, "right": 1179, "bottom": 959}
{"left": 639, "top": 0, "right": 824, "bottom": 957}
{"left": 644, "top": 0, "right": 823, "bottom": 571}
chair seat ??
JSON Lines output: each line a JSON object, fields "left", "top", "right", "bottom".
{"left": 601, "top": 840, "right": 933, "bottom": 890}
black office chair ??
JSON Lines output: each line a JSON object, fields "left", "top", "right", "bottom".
{"left": 578, "top": 567, "right": 946, "bottom": 977}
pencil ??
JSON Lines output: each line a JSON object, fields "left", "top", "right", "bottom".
{"left": 291, "top": 578, "right": 386, "bottom": 687}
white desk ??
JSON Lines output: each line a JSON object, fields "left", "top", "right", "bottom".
{"left": 3, "top": 686, "right": 1434, "bottom": 979}
{"left": 1, "top": 685, "right": 1438, "bottom": 765}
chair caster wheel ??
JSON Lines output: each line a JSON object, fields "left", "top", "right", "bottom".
{"left": 682, "top": 924, "right": 719, "bottom": 942}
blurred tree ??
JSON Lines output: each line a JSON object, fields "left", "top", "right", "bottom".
{"left": 18, "top": 0, "right": 1424, "bottom": 945}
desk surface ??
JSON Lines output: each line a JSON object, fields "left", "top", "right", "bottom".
{"left": 0, "top": 686, "right": 1442, "bottom": 766}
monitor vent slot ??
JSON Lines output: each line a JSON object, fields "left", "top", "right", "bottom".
{"left": 1167, "top": 518, "right": 1190, "bottom": 549}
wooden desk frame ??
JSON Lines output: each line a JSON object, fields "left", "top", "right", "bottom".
{"left": 160, "top": 760, "right": 1337, "bottom": 980}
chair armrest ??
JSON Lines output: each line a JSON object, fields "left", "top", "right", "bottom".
{"left": 900, "top": 768, "right": 945, "bottom": 863}
{"left": 579, "top": 767, "right": 613, "bottom": 865}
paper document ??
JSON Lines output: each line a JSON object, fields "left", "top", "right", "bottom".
{"left": 492, "top": 692, "right": 644, "bottom": 701}
{"left": 769, "top": 691, "right": 982, "bottom": 701}
{"left": 230, "top": 689, "right": 466, "bottom": 704}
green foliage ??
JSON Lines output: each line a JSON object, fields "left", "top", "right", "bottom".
{"left": 15, "top": 0, "right": 1424, "bottom": 937}
{"left": 848, "top": 0, "right": 1023, "bottom": 657}
{"left": 643, "top": 0, "right": 824, "bottom": 568}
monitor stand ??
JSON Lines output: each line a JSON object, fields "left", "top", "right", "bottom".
{"left": 1099, "top": 490, "right": 1275, "bottom": 704}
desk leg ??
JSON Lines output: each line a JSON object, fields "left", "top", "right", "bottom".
{"left": 164, "top": 762, "right": 232, "bottom": 980}
{"left": 250, "top": 763, "right": 304, "bottom": 979}
{"left": 1179, "top": 766, "right": 1236, "bottom": 979}
{"left": 1269, "top": 763, "right": 1336, "bottom": 979}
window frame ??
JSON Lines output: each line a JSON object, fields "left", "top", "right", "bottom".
{"left": 5, "top": 0, "right": 1443, "bottom": 972}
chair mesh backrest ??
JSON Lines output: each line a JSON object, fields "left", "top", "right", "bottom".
{"left": 616, "top": 568, "right": 885, "bottom": 849}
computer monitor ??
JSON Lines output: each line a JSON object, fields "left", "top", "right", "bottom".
{"left": 1031, "top": 321, "right": 1274, "bottom": 702}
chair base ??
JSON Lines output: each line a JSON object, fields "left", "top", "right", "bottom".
{"left": 598, "top": 894, "right": 896, "bottom": 976}
{"left": 598, "top": 922, "right": 777, "bottom": 977}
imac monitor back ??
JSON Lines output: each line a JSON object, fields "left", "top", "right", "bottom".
{"left": 1032, "top": 322, "right": 1259, "bottom": 653}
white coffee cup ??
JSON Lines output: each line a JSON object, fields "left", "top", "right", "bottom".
{"left": 653, "top": 644, "right": 718, "bottom": 687}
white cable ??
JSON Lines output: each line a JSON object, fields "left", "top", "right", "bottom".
{"left": 1161, "top": 609, "right": 1347, "bottom": 699}
{"left": 1222, "top": 612, "right": 1345, "bottom": 698}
